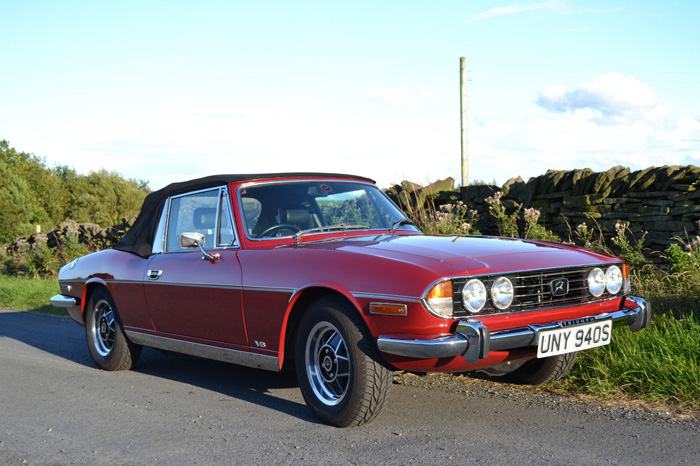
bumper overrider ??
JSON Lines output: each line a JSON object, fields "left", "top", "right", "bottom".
{"left": 50, "top": 294, "right": 84, "bottom": 325}
{"left": 377, "top": 296, "right": 651, "bottom": 364}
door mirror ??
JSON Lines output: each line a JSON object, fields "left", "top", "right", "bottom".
{"left": 180, "top": 232, "right": 206, "bottom": 249}
{"left": 179, "top": 232, "right": 218, "bottom": 261}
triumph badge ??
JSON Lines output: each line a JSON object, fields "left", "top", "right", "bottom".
{"left": 550, "top": 278, "right": 569, "bottom": 297}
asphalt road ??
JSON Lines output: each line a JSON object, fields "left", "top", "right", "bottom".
{"left": 1, "top": 308, "right": 697, "bottom": 465}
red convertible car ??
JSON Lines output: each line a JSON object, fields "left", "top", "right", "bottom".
{"left": 51, "top": 173, "right": 651, "bottom": 427}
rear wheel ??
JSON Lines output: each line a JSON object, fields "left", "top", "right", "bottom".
{"left": 85, "top": 287, "right": 141, "bottom": 371}
{"left": 295, "top": 296, "right": 392, "bottom": 427}
{"left": 502, "top": 352, "right": 578, "bottom": 385}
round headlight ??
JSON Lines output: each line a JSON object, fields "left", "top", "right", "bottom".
{"left": 491, "top": 277, "right": 514, "bottom": 310}
{"left": 588, "top": 268, "right": 605, "bottom": 297}
{"left": 605, "top": 266, "right": 623, "bottom": 294}
{"left": 462, "top": 279, "right": 486, "bottom": 313}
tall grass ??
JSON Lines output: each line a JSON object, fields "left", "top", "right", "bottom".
{"left": 0, "top": 275, "right": 61, "bottom": 314}
{"left": 559, "top": 307, "right": 700, "bottom": 408}
{"left": 559, "top": 255, "right": 700, "bottom": 409}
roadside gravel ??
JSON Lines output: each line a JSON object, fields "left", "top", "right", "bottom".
{"left": 393, "top": 371, "right": 700, "bottom": 429}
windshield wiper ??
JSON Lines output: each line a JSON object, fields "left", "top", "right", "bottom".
{"left": 391, "top": 218, "right": 415, "bottom": 234}
{"left": 295, "top": 224, "right": 370, "bottom": 242}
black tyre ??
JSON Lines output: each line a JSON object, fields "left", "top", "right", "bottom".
{"left": 85, "top": 287, "right": 141, "bottom": 371}
{"left": 295, "top": 296, "right": 392, "bottom": 427}
{"left": 504, "top": 352, "right": 578, "bottom": 385}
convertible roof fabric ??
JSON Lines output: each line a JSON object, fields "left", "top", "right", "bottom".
{"left": 115, "top": 173, "right": 375, "bottom": 258}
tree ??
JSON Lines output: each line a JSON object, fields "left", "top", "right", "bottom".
{"left": 0, "top": 140, "right": 150, "bottom": 241}
{"left": 67, "top": 169, "right": 148, "bottom": 226}
{"left": 0, "top": 159, "right": 34, "bottom": 243}
{"left": 0, "top": 140, "right": 68, "bottom": 228}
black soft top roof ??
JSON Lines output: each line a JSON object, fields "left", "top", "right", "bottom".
{"left": 115, "top": 173, "right": 375, "bottom": 258}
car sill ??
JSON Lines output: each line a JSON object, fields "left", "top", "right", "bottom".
{"left": 124, "top": 331, "right": 279, "bottom": 372}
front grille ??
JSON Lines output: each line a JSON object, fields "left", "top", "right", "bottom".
{"left": 451, "top": 265, "right": 620, "bottom": 316}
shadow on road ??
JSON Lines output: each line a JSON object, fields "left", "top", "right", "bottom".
{"left": 0, "top": 309, "right": 316, "bottom": 424}
{"left": 135, "top": 347, "right": 315, "bottom": 423}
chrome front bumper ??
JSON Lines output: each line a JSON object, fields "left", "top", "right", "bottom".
{"left": 50, "top": 294, "right": 77, "bottom": 308}
{"left": 50, "top": 294, "right": 84, "bottom": 325}
{"left": 377, "top": 295, "right": 651, "bottom": 363}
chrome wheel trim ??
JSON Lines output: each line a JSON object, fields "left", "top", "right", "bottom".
{"left": 90, "top": 298, "right": 116, "bottom": 357}
{"left": 305, "top": 321, "right": 351, "bottom": 406}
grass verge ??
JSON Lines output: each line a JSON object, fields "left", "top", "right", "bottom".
{"left": 0, "top": 275, "right": 64, "bottom": 315}
{"left": 553, "top": 292, "right": 700, "bottom": 410}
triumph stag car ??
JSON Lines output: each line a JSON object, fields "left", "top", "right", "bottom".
{"left": 51, "top": 173, "right": 651, "bottom": 427}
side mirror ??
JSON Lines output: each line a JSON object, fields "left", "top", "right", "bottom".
{"left": 179, "top": 232, "right": 219, "bottom": 261}
{"left": 180, "top": 232, "right": 206, "bottom": 249}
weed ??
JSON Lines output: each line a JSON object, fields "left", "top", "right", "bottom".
{"left": 523, "top": 207, "right": 560, "bottom": 242}
{"left": 485, "top": 192, "right": 521, "bottom": 238}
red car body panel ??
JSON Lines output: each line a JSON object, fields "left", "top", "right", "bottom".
{"left": 143, "top": 250, "right": 248, "bottom": 346}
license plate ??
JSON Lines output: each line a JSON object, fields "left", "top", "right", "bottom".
{"left": 537, "top": 320, "right": 612, "bottom": 358}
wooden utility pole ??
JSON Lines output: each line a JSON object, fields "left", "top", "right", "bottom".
{"left": 460, "top": 57, "right": 468, "bottom": 187}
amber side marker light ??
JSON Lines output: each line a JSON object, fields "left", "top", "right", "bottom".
{"left": 370, "top": 303, "right": 408, "bottom": 316}
{"left": 622, "top": 263, "right": 631, "bottom": 294}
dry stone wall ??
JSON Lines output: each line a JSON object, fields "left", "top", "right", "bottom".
{"left": 2, "top": 217, "right": 136, "bottom": 258}
{"left": 391, "top": 165, "right": 700, "bottom": 255}
{"left": 500, "top": 166, "right": 700, "bottom": 252}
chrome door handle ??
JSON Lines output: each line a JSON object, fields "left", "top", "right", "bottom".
{"left": 147, "top": 270, "right": 163, "bottom": 280}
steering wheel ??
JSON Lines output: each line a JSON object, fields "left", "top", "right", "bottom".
{"left": 259, "top": 224, "right": 301, "bottom": 237}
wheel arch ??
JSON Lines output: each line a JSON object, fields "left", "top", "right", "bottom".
{"left": 278, "top": 285, "right": 366, "bottom": 371}
{"left": 81, "top": 278, "right": 110, "bottom": 318}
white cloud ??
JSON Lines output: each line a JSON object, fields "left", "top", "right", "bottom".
{"left": 463, "top": 0, "right": 562, "bottom": 23}
{"left": 536, "top": 72, "right": 669, "bottom": 125}
{"left": 369, "top": 88, "right": 445, "bottom": 111}
{"left": 370, "top": 89, "right": 422, "bottom": 111}
{"left": 466, "top": 101, "right": 700, "bottom": 187}
{"left": 21, "top": 103, "right": 460, "bottom": 190}
{"left": 463, "top": 0, "right": 620, "bottom": 24}
{"left": 420, "top": 88, "right": 444, "bottom": 106}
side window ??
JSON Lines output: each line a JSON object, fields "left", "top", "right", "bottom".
{"left": 217, "top": 191, "right": 236, "bottom": 247}
{"left": 241, "top": 197, "right": 262, "bottom": 236}
{"left": 166, "top": 189, "right": 220, "bottom": 252}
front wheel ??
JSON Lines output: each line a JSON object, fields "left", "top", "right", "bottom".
{"left": 295, "top": 296, "right": 392, "bottom": 427}
{"left": 85, "top": 287, "right": 141, "bottom": 371}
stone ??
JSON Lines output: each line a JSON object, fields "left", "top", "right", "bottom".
{"left": 671, "top": 205, "right": 700, "bottom": 215}
{"left": 423, "top": 177, "right": 455, "bottom": 196}
{"left": 460, "top": 185, "right": 499, "bottom": 204}
{"left": 571, "top": 168, "right": 595, "bottom": 195}
{"left": 502, "top": 176, "right": 533, "bottom": 205}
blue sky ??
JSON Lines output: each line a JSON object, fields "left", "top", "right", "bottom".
{"left": 2, "top": 0, "right": 699, "bottom": 190}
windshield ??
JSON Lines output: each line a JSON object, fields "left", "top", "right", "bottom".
{"left": 239, "top": 181, "right": 418, "bottom": 239}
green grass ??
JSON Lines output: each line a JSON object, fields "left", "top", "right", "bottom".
{"left": 0, "top": 275, "right": 64, "bottom": 315}
{"left": 557, "top": 308, "right": 700, "bottom": 409}
{"left": 553, "top": 276, "right": 700, "bottom": 410}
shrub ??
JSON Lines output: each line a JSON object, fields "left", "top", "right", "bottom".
{"left": 523, "top": 207, "right": 560, "bottom": 242}
{"left": 485, "top": 192, "right": 520, "bottom": 238}
{"left": 1, "top": 234, "right": 93, "bottom": 278}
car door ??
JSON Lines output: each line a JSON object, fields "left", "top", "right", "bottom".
{"left": 143, "top": 186, "right": 247, "bottom": 347}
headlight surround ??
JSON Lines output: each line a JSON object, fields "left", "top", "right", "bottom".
{"left": 424, "top": 280, "right": 454, "bottom": 317}
{"left": 491, "top": 276, "right": 514, "bottom": 310}
{"left": 605, "top": 265, "right": 623, "bottom": 294}
{"left": 462, "top": 279, "right": 487, "bottom": 313}
{"left": 588, "top": 268, "right": 606, "bottom": 297}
